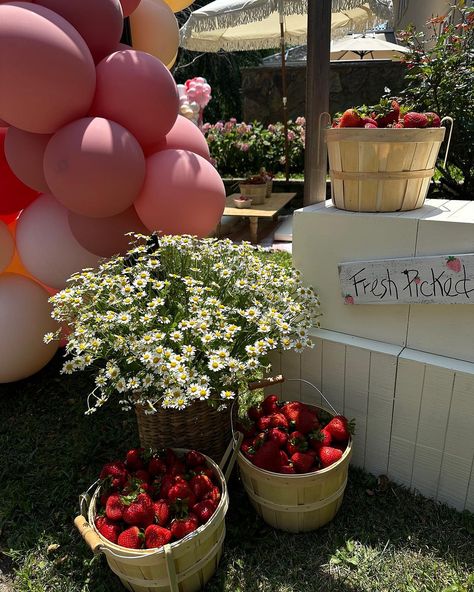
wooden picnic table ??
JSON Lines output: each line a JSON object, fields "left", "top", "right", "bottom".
{"left": 220, "top": 192, "right": 297, "bottom": 243}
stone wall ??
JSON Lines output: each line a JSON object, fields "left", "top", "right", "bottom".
{"left": 242, "top": 60, "right": 406, "bottom": 124}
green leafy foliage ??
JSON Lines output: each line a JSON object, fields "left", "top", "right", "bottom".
{"left": 398, "top": 5, "right": 474, "bottom": 199}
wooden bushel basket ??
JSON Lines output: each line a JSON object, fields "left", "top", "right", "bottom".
{"left": 325, "top": 124, "right": 451, "bottom": 212}
{"left": 239, "top": 183, "right": 266, "bottom": 205}
{"left": 75, "top": 437, "right": 242, "bottom": 592}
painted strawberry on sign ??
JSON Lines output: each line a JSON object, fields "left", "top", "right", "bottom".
{"left": 344, "top": 294, "right": 354, "bottom": 305}
{"left": 446, "top": 256, "right": 462, "bottom": 273}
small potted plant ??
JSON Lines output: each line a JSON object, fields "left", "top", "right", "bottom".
{"left": 239, "top": 174, "right": 267, "bottom": 205}
{"left": 233, "top": 195, "right": 253, "bottom": 209}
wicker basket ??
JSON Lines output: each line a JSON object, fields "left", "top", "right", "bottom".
{"left": 265, "top": 180, "right": 273, "bottom": 198}
{"left": 75, "top": 439, "right": 242, "bottom": 592}
{"left": 325, "top": 127, "right": 446, "bottom": 212}
{"left": 239, "top": 183, "right": 266, "bottom": 205}
{"left": 135, "top": 400, "right": 237, "bottom": 462}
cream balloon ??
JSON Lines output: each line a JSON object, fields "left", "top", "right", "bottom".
{"left": 0, "top": 220, "right": 14, "bottom": 272}
{"left": 16, "top": 194, "right": 100, "bottom": 290}
{"left": 0, "top": 273, "right": 58, "bottom": 383}
{"left": 129, "top": 0, "right": 179, "bottom": 67}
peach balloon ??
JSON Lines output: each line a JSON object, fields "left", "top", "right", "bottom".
{"left": 162, "top": 0, "right": 193, "bottom": 12}
{"left": 0, "top": 273, "right": 58, "bottom": 383}
{"left": 43, "top": 117, "right": 146, "bottom": 218}
{"left": 16, "top": 194, "right": 100, "bottom": 290}
{"left": 4, "top": 127, "right": 51, "bottom": 193}
{"left": 119, "top": 0, "right": 141, "bottom": 16}
{"left": 68, "top": 207, "right": 148, "bottom": 257}
{"left": 166, "top": 51, "right": 178, "bottom": 71}
{"left": 0, "top": 119, "right": 9, "bottom": 127}
{"left": 147, "top": 115, "right": 210, "bottom": 160}
{"left": 91, "top": 50, "right": 179, "bottom": 149}
{"left": 134, "top": 149, "right": 225, "bottom": 237}
{"left": 129, "top": 0, "right": 179, "bottom": 67}
{"left": 0, "top": 2, "right": 96, "bottom": 134}
{"left": 0, "top": 221, "right": 14, "bottom": 272}
{"left": 35, "top": 0, "right": 124, "bottom": 63}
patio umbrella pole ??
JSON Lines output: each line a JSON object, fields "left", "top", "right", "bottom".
{"left": 279, "top": 3, "right": 290, "bottom": 183}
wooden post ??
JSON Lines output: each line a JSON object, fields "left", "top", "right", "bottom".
{"left": 304, "top": 0, "right": 332, "bottom": 205}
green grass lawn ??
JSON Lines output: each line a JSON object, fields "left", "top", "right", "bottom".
{"left": 0, "top": 353, "right": 473, "bottom": 592}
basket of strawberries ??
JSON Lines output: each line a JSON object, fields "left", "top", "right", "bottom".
{"left": 237, "top": 379, "right": 353, "bottom": 533}
{"left": 325, "top": 98, "right": 452, "bottom": 213}
{"left": 74, "top": 438, "right": 241, "bottom": 592}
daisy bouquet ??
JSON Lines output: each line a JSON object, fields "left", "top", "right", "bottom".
{"left": 47, "top": 234, "right": 320, "bottom": 414}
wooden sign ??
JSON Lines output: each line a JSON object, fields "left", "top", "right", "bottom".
{"left": 339, "top": 254, "right": 474, "bottom": 304}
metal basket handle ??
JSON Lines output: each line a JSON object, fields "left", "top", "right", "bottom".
{"left": 440, "top": 116, "right": 454, "bottom": 169}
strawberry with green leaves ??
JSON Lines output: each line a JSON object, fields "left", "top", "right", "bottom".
{"left": 105, "top": 493, "right": 124, "bottom": 521}
{"left": 252, "top": 440, "right": 281, "bottom": 472}
{"left": 339, "top": 108, "right": 363, "bottom": 128}
{"left": 95, "top": 516, "right": 122, "bottom": 544}
{"left": 99, "top": 461, "right": 128, "bottom": 490}
{"left": 125, "top": 448, "right": 145, "bottom": 471}
{"left": 122, "top": 492, "right": 155, "bottom": 528}
{"left": 262, "top": 394, "right": 279, "bottom": 414}
{"left": 267, "top": 427, "right": 288, "bottom": 448}
{"left": 118, "top": 526, "right": 143, "bottom": 549}
{"left": 286, "top": 431, "right": 308, "bottom": 456}
{"left": 185, "top": 450, "right": 206, "bottom": 468}
{"left": 319, "top": 446, "right": 343, "bottom": 468}
{"left": 309, "top": 426, "right": 332, "bottom": 451}
{"left": 144, "top": 524, "right": 172, "bottom": 549}
{"left": 170, "top": 514, "right": 199, "bottom": 540}
{"left": 325, "top": 416, "right": 354, "bottom": 442}
{"left": 370, "top": 99, "right": 400, "bottom": 128}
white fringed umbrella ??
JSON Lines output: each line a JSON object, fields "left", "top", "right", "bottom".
{"left": 330, "top": 33, "right": 409, "bottom": 60}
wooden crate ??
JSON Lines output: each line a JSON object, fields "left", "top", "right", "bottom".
{"left": 325, "top": 127, "right": 445, "bottom": 212}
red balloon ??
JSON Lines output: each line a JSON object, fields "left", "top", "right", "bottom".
{"left": 0, "top": 2, "right": 96, "bottom": 133}
{"left": 147, "top": 115, "right": 211, "bottom": 160}
{"left": 0, "top": 119, "right": 9, "bottom": 128}
{"left": 119, "top": 0, "right": 141, "bottom": 16}
{"left": 0, "top": 129, "right": 39, "bottom": 215}
{"left": 5, "top": 127, "right": 51, "bottom": 193}
{"left": 44, "top": 117, "right": 146, "bottom": 218}
{"left": 0, "top": 212, "right": 20, "bottom": 225}
{"left": 134, "top": 149, "right": 225, "bottom": 237}
{"left": 68, "top": 207, "right": 148, "bottom": 257}
{"left": 91, "top": 50, "right": 179, "bottom": 149}
{"left": 35, "top": 0, "right": 124, "bottom": 63}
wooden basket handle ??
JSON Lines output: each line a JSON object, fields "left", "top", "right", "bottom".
{"left": 74, "top": 515, "right": 103, "bottom": 554}
{"left": 248, "top": 374, "right": 284, "bottom": 391}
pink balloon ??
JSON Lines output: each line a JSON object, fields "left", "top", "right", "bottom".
{"left": 35, "top": 0, "right": 124, "bottom": 63}
{"left": 134, "top": 149, "right": 225, "bottom": 237}
{"left": 68, "top": 207, "right": 148, "bottom": 257}
{"left": 0, "top": 2, "right": 96, "bottom": 134}
{"left": 16, "top": 194, "right": 100, "bottom": 290}
{"left": 0, "top": 119, "right": 9, "bottom": 128}
{"left": 0, "top": 273, "right": 58, "bottom": 383}
{"left": 119, "top": 0, "right": 141, "bottom": 16}
{"left": 4, "top": 127, "right": 51, "bottom": 193}
{"left": 43, "top": 117, "right": 146, "bottom": 218}
{"left": 90, "top": 50, "right": 179, "bottom": 149}
{"left": 146, "top": 115, "right": 210, "bottom": 160}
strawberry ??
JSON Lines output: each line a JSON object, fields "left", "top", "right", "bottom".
{"left": 189, "top": 474, "right": 213, "bottom": 500}
{"left": 252, "top": 440, "right": 281, "bottom": 472}
{"left": 339, "top": 108, "right": 363, "bottom": 128}
{"left": 371, "top": 99, "right": 400, "bottom": 128}
{"left": 267, "top": 427, "right": 288, "bottom": 448}
{"left": 331, "top": 117, "right": 341, "bottom": 128}
{"left": 252, "top": 432, "right": 266, "bottom": 450}
{"left": 361, "top": 116, "right": 378, "bottom": 127}
{"left": 123, "top": 493, "right": 155, "bottom": 528}
{"left": 344, "top": 294, "right": 354, "bottom": 304}
{"left": 192, "top": 499, "right": 217, "bottom": 524}
{"left": 247, "top": 405, "right": 263, "bottom": 422}
{"left": 286, "top": 431, "right": 308, "bottom": 455}
{"left": 280, "top": 401, "right": 306, "bottom": 422}
{"left": 185, "top": 450, "right": 206, "bottom": 468}
{"left": 364, "top": 123, "right": 378, "bottom": 128}
{"left": 165, "top": 448, "right": 179, "bottom": 467}
{"left": 269, "top": 412, "right": 289, "bottom": 430}
{"left": 424, "top": 112, "right": 441, "bottom": 127}
{"left": 167, "top": 483, "right": 196, "bottom": 507}
{"left": 99, "top": 461, "right": 128, "bottom": 490}
{"left": 319, "top": 446, "right": 343, "bottom": 468}
{"left": 105, "top": 493, "right": 124, "bottom": 521}
{"left": 170, "top": 514, "right": 199, "bottom": 540}
{"left": 168, "top": 460, "right": 186, "bottom": 477}
{"left": 160, "top": 474, "right": 176, "bottom": 499}
{"left": 95, "top": 516, "right": 122, "bottom": 544}
{"left": 135, "top": 469, "right": 150, "bottom": 483}
{"left": 153, "top": 499, "right": 171, "bottom": 526}
{"left": 278, "top": 449, "right": 289, "bottom": 466}
{"left": 446, "top": 256, "right": 461, "bottom": 273}
{"left": 190, "top": 465, "right": 216, "bottom": 482}
{"left": 325, "top": 416, "right": 354, "bottom": 442}
{"left": 145, "top": 524, "right": 172, "bottom": 549}
{"left": 262, "top": 394, "right": 279, "bottom": 414}
{"left": 391, "top": 122, "right": 404, "bottom": 128}
{"left": 403, "top": 112, "right": 428, "bottom": 128}
{"left": 257, "top": 415, "right": 272, "bottom": 431}
{"left": 241, "top": 439, "right": 255, "bottom": 459}
{"left": 309, "top": 426, "right": 332, "bottom": 451}
{"left": 202, "top": 485, "right": 221, "bottom": 505}
{"left": 295, "top": 408, "right": 318, "bottom": 434}
{"left": 118, "top": 526, "right": 143, "bottom": 549}
{"left": 280, "top": 464, "right": 296, "bottom": 474}
{"left": 148, "top": 456, "right": 167, "bottom": 476}
{"left": 125, "top": 448, "right": 145, "bottom": 471}
{"left": 291, "top": 452, "right": 314, "bottom": 474}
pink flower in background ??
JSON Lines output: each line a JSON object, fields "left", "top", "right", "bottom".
{"left": 239, "top": 143, "right": 249, "bottom": 152}
{"left": 229, "top": 118, "right": 237, "bottom": 124}
{"left": 267, "top": 124, "right": 276, "bottom": 133}
{"left": 237, "top": 123, "right": 248, "bottom": 135}
{"left": 296, "top": 116, "right": 306, "bottom": 126}
{"left": 215, "top": 121, "right": 224, "bottom": 130}
{"left": 202, "top": 122, "right": 212, "bottom": 132}
{"left": 287, "top": 130, "right": 296, "bottom": 141}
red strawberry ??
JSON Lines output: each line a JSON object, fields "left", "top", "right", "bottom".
{"left": 267, "top": 427, "right": 288, "bottom": 448}
{"left": 257, "top": 416, "right": 272, "bottom": 431}
{"left": 170, "top": 514, "right": 199, "bottom": 540}
{"left": 203, "top": 485, "right": 221, "bottom": 505}
{"left": 339, "top": 108, "right": 363, "bottom": 128}
{"left": 372, "top": 99, "right": 400, "bottom": 128}
{"left": 168, "top": 460, "right": 186, "bottom": 477}
{"left": 160, "top": 474, "right": 175, "bottom": 499}
{"left": 319, "top": 446, "right": 343, "bottom": 468}
{"left": 190, "top": 474, "right": 213, "bottom": 500}
{"left": 269, "top": 412, "right": 289, "bottom": 430}
{"left": 364, "top": 123, "right": 377, "bottom": 128}
{"left": 392, "top": 122, "right": 405, "bottom": 128}
{"left": 291, "top": 452, "right": 314, "bottom": 474}
{"left": 295, "top": 408, "right": 319, "bottom": 434}
{"left": 331, "top": 117, "right": 341, "bottom": 128}
{"left": 105, "top": 493, "right": 124, "bottom": 521}
{"left": 344, "top": 294, "right": 354, "bottom": 305}
{"left": 280, "top": 464, "right": 296, "bottom": 474}
{"left": 123, "top": 493, "right": 155, "bottom": 528}
{"left": 403, "top": 112, "right": 428, "bottom": 128}
{"left": 309, "top": 426, "right": 332, "bottom": 451}
{"left": 167, "top": 483, "right": 196, "bottom": 507}
{"left": 153, "top": 499, "right": 170, "bottom": 526}
{"left": 125, "top": 448, "right": 145, "bottom": 471}
{"left": 135, "top": 469, "right": 150, "bottom": 483}
{"left": 185, "top": 450, "right": 206, "bottom": 468}
{"left": 325, "top": 416, "right": 354, "bottom": 442}
{"left": 241, "top": 439, "right": 255, "bottom": 459}
{"left": 361, "top": 116, "right": 378, "bottom": 127}
{"left": 99, "top": 461, "right": 128, "bottom": 490}
{"left": 192, "top": 499, "right": 217, "bottom": 524}
{"left": 424, "top": 112, "right": 441, "bottom": 127}
{"left": 145, "top": 524, "right": 172, "bottom": 549}
{"left": 252, "top": 432, "right": 266, "bottom": 450}
{"left": 95, "top": 516, "right": 122, "bottom": 544}
{"left": 148, "top": 456, "right": 167, "bottom": 476}
{"left": 100, "top": 491, "right": 111, "bottom": 508}
{"left": 117, "top": 526, "right": 143, "bottom": 549}
{"left": 281, "top": 401, "right": 306, "bottom": 422}
{"left": 252, "top": 440, "right": 281, "bottom": 472}
{"left": 262, "top": 394, "right": 279, "bottom": 414}
{"left": 278, "top": 449, "right": 289, "bottom": 466}
{"left": 247, "top": 405, "right": 263, "bottom": 422}
{"left": 190, "top": 465, "right": 216, "bottom": 481}
{"left": 446, "top": 256, "right": 461, "bottom": 273}
{"left": 286, "top": 431, "right": 308, "bottom": 455}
